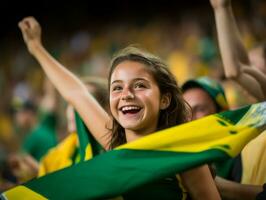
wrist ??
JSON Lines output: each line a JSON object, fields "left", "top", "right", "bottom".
{"left": 28, "top": 40, "right": 43, "bottom": 56}
{"left": 212, "top": 1, "right": 231, "bottom": 11}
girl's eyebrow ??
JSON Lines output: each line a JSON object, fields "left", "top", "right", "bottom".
{"left": 111, "top": 78, "right": 149, "bottom": 85}
{"left": 133, "top": 78, "right": 149, "bottom": 82}
{"left": 111, "top": 80, "right": 122, "bottom": 85}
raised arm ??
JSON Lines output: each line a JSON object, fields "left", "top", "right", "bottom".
{"left": 18, "top": 17, "right": 111, "bottom": 149}
{"left": 215, "top": 176, "right": 263, "bottom": 200}
{"left": 210, "top": 0, "right": 266, "bottom": 101}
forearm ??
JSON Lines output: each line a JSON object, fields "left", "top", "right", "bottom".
{"left": 213, "top": 2, "right": 250, "bottom": 78}
{"left": 30, "top": 43, "right": 88, "bottom": 104}
{"left": 216, "top": 176, "right": 262, "bottom": 200}
{"left": 242, "top": 67, "right": 266, "bottom": 100}
{"left": 234, "top": 72, "right": 265, "bottom": 101}
{"left": 181, "top": 165, "right": 221, "bottom": 200}
{"left": 18, "top": 16, "right": 111, "bottom": 149}
{"left": 30, "top": 43, "right": 111, "bottom": 149}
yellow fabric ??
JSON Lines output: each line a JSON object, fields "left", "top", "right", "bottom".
{"left": 118, "top": 115, "right": 257, "bottom": 157}
{"left": 216, "top": 93, "right": 229, "bottom": 110}
{"left": 4, "top": 186, "right": 47, "bottom": 200}
{"left": 176, "top": 175, "right": 187, "bottom": 200}
{"left": 38, "top": 132, "right": 78, "bottom": 177}
{"left": 38, "top": 131, "right": 94, "bottom": 177}
{"left": 85, "top": 145, "right": 93, "bottom": 160}
{"left": 241, "top": 130, "right": 266, "bottom": 185}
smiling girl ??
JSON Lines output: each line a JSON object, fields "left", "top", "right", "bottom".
{"left": 18, "top": 16, "right": 221, "bottom": 199}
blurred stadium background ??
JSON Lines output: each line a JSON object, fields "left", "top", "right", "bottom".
{"left": 0, "top": 0, "right": 265, "bottom": 144}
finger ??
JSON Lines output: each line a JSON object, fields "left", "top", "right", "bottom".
{"left": 18, "top": 21, "right": 25, "bottom": 30}
{"left": 243, "top": 68, "right": 266, "bottom": 83}
{"left": 18, "top": 20, "right": 29, "bottom": 31}
{"left": 18, "top": 24, "right": 28, "bottom": 37}
{"left": 243, "top": 67, "right": 266, "bottom": 94}
{"left": 26, "top": 17, "right": 39, "bottom": 29}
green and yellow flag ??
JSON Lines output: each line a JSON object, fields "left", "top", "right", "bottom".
{"left": 37, "top": 111, "right": 104, "bottom": 177}
{"left": 74, "top": 111, "right": 104, "bottom": 162}
{"left": 2, "top": 102, "right": 266, "bottom": 200}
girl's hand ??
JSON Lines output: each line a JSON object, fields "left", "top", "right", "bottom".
{"left": 18, "top": 16, "right": 42, "bottom": 55}
{"left": 210, "top": 0, "right": 230, "bottom": 9}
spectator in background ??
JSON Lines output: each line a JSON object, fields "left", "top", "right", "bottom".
{"left": 14, "top": 79, "right": 58, "bottom": 162}
{"left": 182, "top": 77, "right": 228, "bottom": 121}
{"left": 182, "top": 77, "right": 233, "bottom": 178}
{"left": 2, "top": 77, "right": 108, "bottom": 186}
{"left": 182, "top": 76, "right": 263, "bottom": 200}
{"left": 180, "top": 0, "right": 266, "bottom": 198}
{"left": 210, "top": 0, "right": 266, "bottom": 199}
{"left": 6, "top": 79, "right": 58, "bottom": 184}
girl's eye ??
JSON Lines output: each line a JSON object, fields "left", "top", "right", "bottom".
{"left": 112, "top": 85, "right": 123, "bottom": 91}
{"left": 135, "top": 82, "right": 146, "bottom": 89}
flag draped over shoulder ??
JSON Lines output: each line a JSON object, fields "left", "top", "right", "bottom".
{"left": 74, "top": 111, "right": 104, "bottom": 162}
{"left": 37, "top": 111, "right": 104, "bottom": 177}
{"left": 2, "top": 102, "right": 266, "bottom": 200}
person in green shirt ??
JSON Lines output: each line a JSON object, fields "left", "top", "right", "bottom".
{"left": 13, "top": 79, "right": 58, "bottom": 161}
{"left": 21, "top": 108, "right": 57, "bottom": 161}
{"left": 7, "top": 79, "right": 58, "bottom": 184}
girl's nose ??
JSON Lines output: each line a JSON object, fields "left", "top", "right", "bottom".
{"left": 121, "top": 88, "right": 134, "bottom": 100}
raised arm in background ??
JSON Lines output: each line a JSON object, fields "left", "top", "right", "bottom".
{"left": 210, "top": 0, "right": 266, "bottom": 101}
{"left": 215, "top": 176, "right": 263, "bottom": 200}
{"left": 18, "top": 17, "right": 111, "bottom": 149}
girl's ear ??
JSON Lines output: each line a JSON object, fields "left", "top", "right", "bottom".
{"left": 160, "top": 93, "right": 171, "bottom": 110}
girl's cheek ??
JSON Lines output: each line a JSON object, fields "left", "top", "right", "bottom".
{"left": 110, "top": 94, "right": 120, "bottom": 110}
{"left": 110, "top": 92, "right": 121, "bottom": 100}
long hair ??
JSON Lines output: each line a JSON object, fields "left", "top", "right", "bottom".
{"left": 108, "top": 46, "right": 191, "bottom": 149}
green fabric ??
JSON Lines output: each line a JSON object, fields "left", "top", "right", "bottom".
{"left": 181, "top": 87, "right": 250, "bottom": 179}
{"left": 3, "top": 102, "right": 266, "bottom": 200}
{"left": 214, "top": 158, "right": 235, "bottom": 179}
{"left": 74, "top": 111, "right": 105, "bottom": 161}
{"left": 74, "top": 111, "right": 89, "bottom": 161}
{"left": 25, "top": 149, "right": 223, "bottom": 199}
{"left": 218, "top": 105, "right": 250, "bottom": 125}
{"left": 22, "top": 112, "right": 57, "bottom": 161}
{"left": 123, "top": 175, "right": 188, "bottom": 200}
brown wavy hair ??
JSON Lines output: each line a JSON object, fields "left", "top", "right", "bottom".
{"left": 107, "top": 46, "right": 191, "bottom": 149}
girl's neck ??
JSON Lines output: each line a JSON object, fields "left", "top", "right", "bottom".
{"left": 125, "top": 128, "right": 156, "bottom": 143}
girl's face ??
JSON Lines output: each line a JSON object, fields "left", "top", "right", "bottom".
{"left": 183, "top": 87, "right": 217, "bottom": 120}
{"left": 110, "top": 60, "right": 165, "bottom": 135}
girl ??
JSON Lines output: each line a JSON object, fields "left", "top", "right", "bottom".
{"left": 18, "top": 16, "right": 221, "bottom": 199}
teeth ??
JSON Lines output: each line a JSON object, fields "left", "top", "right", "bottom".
{"left": 121, "top": 106, "right": 140, "bottom": 111}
